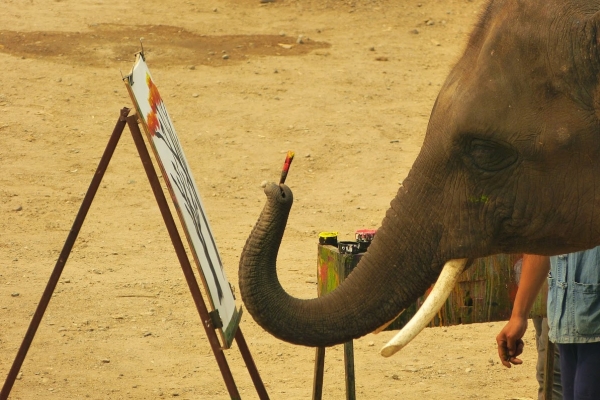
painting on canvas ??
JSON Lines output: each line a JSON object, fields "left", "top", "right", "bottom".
{"left": 124, "top": 53, "right": 240, "bottom": 347}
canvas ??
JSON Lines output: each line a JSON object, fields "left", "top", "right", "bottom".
{"left": 124, "top": 53, "right": 240, "bottom": 347}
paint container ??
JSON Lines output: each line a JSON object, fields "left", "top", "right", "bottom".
{"left": 338, "top": 241, "right": 361, "bottom": 255}
{"left": 355, "top": 229, "right": 377, "bottom": 252}
{"left": 318, "top": 231, "right": 338, "bottom": 246}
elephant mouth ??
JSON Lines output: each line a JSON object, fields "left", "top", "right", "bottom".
{"left": 380, "top": 258, "right": 468, "bottom": 357}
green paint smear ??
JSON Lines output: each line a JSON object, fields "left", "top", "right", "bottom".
{"left": 468, "top": 195, "right": 489, "bottom": 204}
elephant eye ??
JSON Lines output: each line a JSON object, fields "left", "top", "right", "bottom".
{"left": 466, "top": 138, "right": 518, "bottom": 172}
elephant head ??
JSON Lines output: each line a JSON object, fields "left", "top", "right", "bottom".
{"left": 238, "top": 0, "right": 600, "bottom": 355}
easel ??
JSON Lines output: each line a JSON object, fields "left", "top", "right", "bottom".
{"left": 1, "top": 107, "right": 269, "bottom": 400}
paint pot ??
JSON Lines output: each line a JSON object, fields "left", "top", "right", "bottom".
{"left": 338, "top": 241, "right": 361, "bottom": 255}
{"left": 355, "top": 229, "right": 377, "bottom": 242}
{"left": 355, "top": 229, "right": 377, "bottom": 252}
{"left": 318, "top": 231, "right": 338, "bottom": 246}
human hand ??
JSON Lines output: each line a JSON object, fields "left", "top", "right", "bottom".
{"left": 496, "top": 317, "right": 527, "bottom": 368}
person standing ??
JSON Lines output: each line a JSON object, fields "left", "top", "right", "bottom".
{"left": 497, "top": 250, "right": 600, "bottom": 400}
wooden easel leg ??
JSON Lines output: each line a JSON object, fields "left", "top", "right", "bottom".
{"left": 1, "top": 108, "right": 131, "bottom": 400}
{"left": 234, "top": 327, "right": 270, "bottom": 400}
{"left": 312, "top": 347, "right": 326, "bottom": 400}
{"left": 126, "top": 115, "right": 242, "bottom": 400}
{"left": 312, "top": 342, "right": 356, "bottom": 400}
{"left": 344, "top": 341, "right": 356, "bottom": 400}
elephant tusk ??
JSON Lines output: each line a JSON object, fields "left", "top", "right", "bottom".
{"left": 380, "top": 258, "right": 467, "bottom": 357}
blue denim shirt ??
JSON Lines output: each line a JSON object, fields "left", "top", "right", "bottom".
{"left": 548, "top": 246, "right": 600, "bottom": 343}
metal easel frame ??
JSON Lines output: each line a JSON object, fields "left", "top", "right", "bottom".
{"left": 1, "top": 108, "right": 269, "bottom": 400}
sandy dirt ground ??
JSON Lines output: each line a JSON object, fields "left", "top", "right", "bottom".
{"left": 1, "top": 0, "right": 541, "bottom": 398}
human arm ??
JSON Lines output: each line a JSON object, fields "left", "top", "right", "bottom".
{"left": 496, "top": 254, "right": 550, "bottom": 368}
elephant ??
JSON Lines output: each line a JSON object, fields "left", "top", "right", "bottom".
{"left": 238, "top": 0, "right": 600, "bottom": 357}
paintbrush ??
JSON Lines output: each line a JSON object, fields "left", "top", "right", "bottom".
{"left": 279, "top": 151, "right": 295, "bottom": 185}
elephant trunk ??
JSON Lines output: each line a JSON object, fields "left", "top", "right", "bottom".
{"left": 239, "top": 181, "right": 454, "bottom": 347}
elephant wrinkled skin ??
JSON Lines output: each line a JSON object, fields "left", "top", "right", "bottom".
{"left": 238, "top": 0, "right": 600, "bottom": 350}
